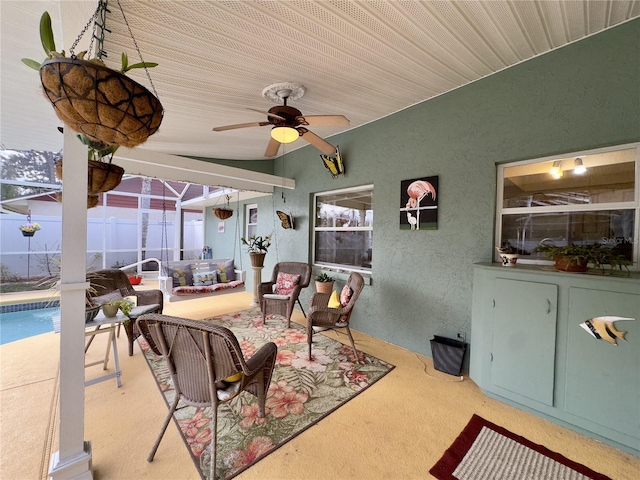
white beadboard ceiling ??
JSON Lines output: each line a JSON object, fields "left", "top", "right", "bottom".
{"left": 2, "top": 0, "right": 639, "bottom": 161}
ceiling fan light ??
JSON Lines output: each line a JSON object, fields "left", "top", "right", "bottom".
{"left": 271, "top": 126, "right": 299, "bottom": 144}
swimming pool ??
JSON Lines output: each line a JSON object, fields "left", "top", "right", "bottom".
{"left": 0, "top": 305, "right": 60, "bottom": 345}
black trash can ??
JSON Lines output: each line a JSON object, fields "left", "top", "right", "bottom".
{"left": 430, "top": 336, "right": 467, "bottom": 376}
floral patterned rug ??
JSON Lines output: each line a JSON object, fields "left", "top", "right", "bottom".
{"left": 139, "top": 308, "right": 395, "bottom": 479}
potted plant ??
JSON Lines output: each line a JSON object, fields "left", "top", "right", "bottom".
{"left": 101, "top": 300, "right": 121, "bottom": 318}
{"left": 22, "top": 11, "right": 162, "bottom": 149}
{"left": 315, "top": 272, "right": 335, "bottom": 294}
{"left": 533, "top": 243, "right": 629, "bottom": 273}
{"left": 495, "top": 243, "right": 518, "bottom": 267}
{"left": 54, "top": 132, "right": 125, "bottom": 209}
{"left": 213, "top": 195, "right": 234, "bottom": 220}
{"left": 19, "top": 222, "right": 41, "bottom": 237}
{"left": 241, "top": 235, "right": 272, "bottom": 267}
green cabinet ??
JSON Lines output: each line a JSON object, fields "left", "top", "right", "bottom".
{"left": 471, "top": 264, "right": 640, "bottom": 456}
{"left": 491, "top": 279, "right": 557, "bottom": 406}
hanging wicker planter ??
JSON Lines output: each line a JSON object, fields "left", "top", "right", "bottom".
{"left": 55, "top": 158, "right": 125, "bottom": 194}
{"left": 40, "top": 58, "right": 163, "bottom": 148}
{"left": 214, "top": 208, "right": 234, "bottom": 220}
{"left": 55, "top": 192, "right": 101, "bottom": 209}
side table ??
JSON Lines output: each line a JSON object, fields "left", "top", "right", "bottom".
{"left": 84, "top": 311, "right": 126, "bottom": 388}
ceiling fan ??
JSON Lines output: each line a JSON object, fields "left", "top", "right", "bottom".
{"left": 212, "top": 83, "right": 349, "bottom": 157}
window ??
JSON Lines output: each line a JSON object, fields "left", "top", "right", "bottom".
{"left": 313, "top": 185, "right": 373, "bottom": 272}
{"left": 496, "top": 144, "right": 638, "bottom": 268}
{"left": 245, "top": 204, "right": 257, "bottom": 239}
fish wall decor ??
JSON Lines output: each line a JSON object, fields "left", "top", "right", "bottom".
{"left": 579, "top": 316, "right": 635, "bottom": 345}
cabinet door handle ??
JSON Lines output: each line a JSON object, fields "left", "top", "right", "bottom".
{"left": 546, "top": 299, "right": 551, "bottom": 314}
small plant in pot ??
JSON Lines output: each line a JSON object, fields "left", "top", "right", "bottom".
{"left": 19, "top": 222, "right": 41, "bottom": 237}
{"left": 533, "top": 242, "right": 629, "bottom": 274}
{"left": 315, "top": 272, "right": 335, "bottom": 294}
{"left": 101, "top": 300, "right": 121, "bottom": 318}
{"left": 496, "top": 243, "right": 518, "bottom": 267}
{"left": 241, "top": 235, "right": 272, "bottom": 268}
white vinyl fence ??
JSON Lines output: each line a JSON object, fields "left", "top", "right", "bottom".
{"left": 1, "top": 214, "right": 203, "bottom": 279}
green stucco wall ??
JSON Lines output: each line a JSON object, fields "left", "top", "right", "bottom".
{"left": 211, "top": 19, "right": 640, "bottom": 361}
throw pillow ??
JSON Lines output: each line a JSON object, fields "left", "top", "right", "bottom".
{"left": 193, "top": 270, "right": 217, "bottom": 286}
{"left": 339, "top": 284, "right": 353, "bottom": 307}
{"left": 274, "top": 272, "right": 301, "bottom": 296}
{"left": 164, "top": 263, "right": 194, "bottom": 288}
{"left": 328, "top": 290, "right": 341, "bottom": 308}
{"left": 91, "top": 290, "right": 123, "bottom": 306}
{"left": 209, "top": 259, "right": 236, "bottom": 282}
{"left": 217, "top": 269, "right": 228, "bottom": 283}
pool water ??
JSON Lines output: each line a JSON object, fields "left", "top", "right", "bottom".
{"left": 0, "top": 307, "right": 60, "bottom": 345}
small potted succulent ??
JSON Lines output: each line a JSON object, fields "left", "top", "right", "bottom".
{"left": 241, "top": 235, "right": 272, "bottom": 267}
{"left": 19, "top": 222, "right": 41, "bottom": 237}
{"left": 315, "top": 272, "right": 335, "bottom": 294}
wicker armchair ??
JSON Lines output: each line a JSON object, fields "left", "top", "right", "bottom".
{"left": 258, "top": 262, "right": 312, "bottom": 328}
{"left": 135, "top": 314, "right": 277, "bottom": 480}
{"left": 307, "top": 272, "right": 365, "bottom": 361}
{"left": 88, "top": 269, "right": 163, "bottom": 356}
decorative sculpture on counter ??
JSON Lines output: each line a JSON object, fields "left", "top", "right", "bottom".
{"left": 580, "top": 316, "right": 635, "bottom": 345}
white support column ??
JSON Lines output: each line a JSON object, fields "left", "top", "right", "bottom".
{"left": 49, "top": 128, "right": 92, "bottom": 479}
{"left": 174, "top": 199, "right": 182, "bottom": 261}
{"left": 137, "top": 194, "right": 144, "bottom": 265}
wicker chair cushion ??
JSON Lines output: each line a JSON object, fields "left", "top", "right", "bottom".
{"left": 263, "top": 293, "right": 291, "bottom": 300}
{"left": 91, "top": 290, "right": 123, "bottom": 306}
{"left": 274, "top": 272, "right": 301, "bottom": 296}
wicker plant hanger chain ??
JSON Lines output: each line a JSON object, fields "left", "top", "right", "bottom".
{"left": 69, "top": 0, "right": 160, "bottom": 101}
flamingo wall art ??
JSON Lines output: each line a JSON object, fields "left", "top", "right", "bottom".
{"left": 400, "top": 176, "right": 438, "bottom": 230}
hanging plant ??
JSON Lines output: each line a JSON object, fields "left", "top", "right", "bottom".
{"left": 22, "top": 7, "right": 163, "bottom": 148}
{"left": 54, "top": 132, "right": 125, "bottom": 209}
{"left": 19, "top": 222, "right": 41, "bottom": 237}
{"left": 213, "top": 195, "right": 234, "bottom": 220}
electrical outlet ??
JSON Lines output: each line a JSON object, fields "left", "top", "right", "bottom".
{"left": 457, "top": 332, "right": 466, "bottom": 342}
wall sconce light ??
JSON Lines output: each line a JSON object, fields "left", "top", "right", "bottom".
{"left": 271, "top": 126, "right": 299, "bottom": 144}
{"left": 549, "top": 160, "right": 563, "bottom": 179}
{"left": 574, "top": 157, "right": 587, "bottom": 175}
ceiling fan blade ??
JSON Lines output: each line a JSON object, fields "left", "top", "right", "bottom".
{"left": 247, "top": 108, "right": 286, "bottom": 121}
{"left": 297, "top": 128, "right": 337, "bottom": 155}
{"left": 296, "top": 115, "right": 350, "bottom": 127}
{"left": 213, "top": 121, "right": 269, "bottom": 132}
{"left": 264, "top": 137, "right": 281, "bottom": 157}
